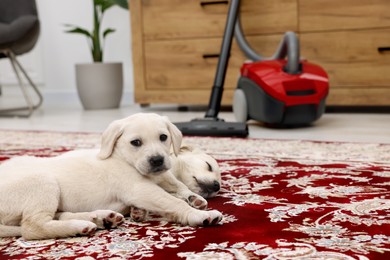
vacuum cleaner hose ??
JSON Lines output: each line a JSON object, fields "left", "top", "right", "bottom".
{"left": 234, "top": 14, "right": 301, "bottom": 74}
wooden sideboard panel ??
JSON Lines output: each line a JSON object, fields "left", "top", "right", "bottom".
{"left": 299, "top": 0, "right": 390, "bottom": 32}
{"left": 144, "top": 34, "right": 285, "bottom": 92}
{"left": 327, "top": 88, "right": 390, "bottom": 106}
{"left": 142, "top": 0, "right": 297, "bottom": 40}
{"left": 134, "top": 88, "right": 235, "bottom": 105}
{"left": 301, "top": 29, "right": 390, "bottom": 88}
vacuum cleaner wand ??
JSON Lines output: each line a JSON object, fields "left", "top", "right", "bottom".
{"left": 205, "top": 0, "right": 238, "bottom": 118}
{"left": 175, "top": 0, "right": 248, "bottom": 137}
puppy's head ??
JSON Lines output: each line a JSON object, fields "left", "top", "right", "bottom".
{"left": 98, "top": 113, "right": 182, "bottom": 175}
{"left": 174, "top": 146, "right": 221, "bottom": 199}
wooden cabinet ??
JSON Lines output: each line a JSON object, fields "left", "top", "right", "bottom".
{"left": 299, "top": 0, "right": 390, "bottom": 106}
{"left": 130, "top": 0, "right": 296, "bottom": 105}
{"left": 130, "top": 0, "right": 390, "bottom": 106}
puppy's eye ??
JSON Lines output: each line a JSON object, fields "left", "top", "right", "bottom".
{"left": 130, "top": 139, "right": 142, "bottom": 147}
{"left": 206, "top": 162, "right": 212, "bottom": 172}
{"left": 160, "top": 134, "right": 168, "bottom": 142}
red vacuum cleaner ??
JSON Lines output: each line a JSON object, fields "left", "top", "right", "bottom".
{"left": 233, "top": 14, "right": 329, "bottom": 126}
{"left": 175, "top": 0, "right": 329, "bottom": 137}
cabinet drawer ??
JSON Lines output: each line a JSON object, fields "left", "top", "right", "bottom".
{"left": 300, "top": 0, "right": 390, "bottom": 32}
{"left": 144, "top": 34, "right": 284, "bottom": 92}
{"left": 301, "top": 28, "right": 390, "bottom": 88}
{"left": 142, "top": 0, "right": 297, "bottom": 40}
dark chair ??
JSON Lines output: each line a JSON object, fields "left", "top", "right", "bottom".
{"left": 0, "top": 0, "right": 43, "bottom": 117}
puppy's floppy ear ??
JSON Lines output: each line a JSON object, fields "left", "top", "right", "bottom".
{"left": 163, "top": 116, "right": 182, "bottom": 156}
{"left": 98, "top": 120, "right": 125, "bottom": 160}
{"left": 179, "top": 144, "right": 194, "bottom": 153}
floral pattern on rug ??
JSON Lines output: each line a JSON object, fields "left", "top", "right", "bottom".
{"left": 1, "top": 217, "right": 233, "bottom": 260}
{"left": 0, "top": 130, "right": 389, "bottom": 259}
{"left": 212, "top": 160, "right": 390, "bottom": 258}
{"left": 178, "top": 240, "right": 373, "bottom": 260}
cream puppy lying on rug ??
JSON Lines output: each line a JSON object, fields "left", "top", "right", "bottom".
{"left": 129, "top": 145, "right": 222, "bottom": 222}
{"left": 0, "top": 113, "right": 222, "bottom": 240}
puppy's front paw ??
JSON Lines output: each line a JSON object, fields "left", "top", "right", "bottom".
{"left": 201, "top": 210, "right": 223, "bottom": 226}
{"left": 187, "top": 210, "right": 223, "bottom": 226}
{"left": 78, "top": 222, "right": 97, "bottom": 236}
{"left": 187, "top": 194, "right": 208, "bottom": 210}
{"left": 130, "top": 207, "right": 148, "bottom": 222}
{"left": 90, "top": 210, "right": 124, "bottom": 229}
{"left": 71, "top": 220, "right": 97, "bottom": 237}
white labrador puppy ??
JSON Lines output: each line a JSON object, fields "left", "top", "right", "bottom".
{"left": 0, "top": 113, "right": 222, "bottom": 240}
{"left": 173, "top": 145, "right": 221, "bottom": 199}
{"left": 130, "top": 145, "right": 222, "bottom": 221}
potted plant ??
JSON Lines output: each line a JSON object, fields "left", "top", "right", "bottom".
{"left": 65, "top": 0, "right": 128, "bottom": 110}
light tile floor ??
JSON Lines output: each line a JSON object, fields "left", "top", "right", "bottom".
{"left": 0, "top": 102, "right": 389, "bottom": 144}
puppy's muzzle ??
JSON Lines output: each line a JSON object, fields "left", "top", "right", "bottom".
{"left": 197, "top": 180, "right": 221, "bottom": 198}
{"left": 148, "top": 155, "right": 166, "bottom": 173}
{"left": 208, "top": 180, "right": 220, "bottom": 193}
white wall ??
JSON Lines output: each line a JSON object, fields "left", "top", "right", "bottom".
{"left": 0, "top": 0, "right": 134, "bottom": 105}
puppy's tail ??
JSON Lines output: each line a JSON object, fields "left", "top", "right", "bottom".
{"left": 0, "top": 224, "right": 21, "bottom": 237}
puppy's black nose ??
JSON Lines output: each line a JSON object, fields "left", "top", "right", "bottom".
{"left": 212, "top": 181, "right": 220, "bottom": 192}
{"left": 149, "top": 156, "right": 164, "bottom": 168}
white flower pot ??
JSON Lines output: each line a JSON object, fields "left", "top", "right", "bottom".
{"left": 75, "top": 62, "right": 123, "bottom": 110}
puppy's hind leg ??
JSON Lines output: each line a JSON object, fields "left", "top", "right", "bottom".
{"left": 0, "top": 225, "right": 21, "bottom": 237}
{"left": 22, "top": 214, "right": 97, "bottom": 240}
{"left": 55, "top": 210, "right": 124, "bottom": 229}
{"left": 20, "top": 177, "right": 97, "bottom": 240}
{"left": 130, "top": 207, "right": 148, "bottom": 222}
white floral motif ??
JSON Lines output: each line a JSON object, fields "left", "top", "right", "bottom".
{"left": 339, "top": 198, "right": 390, "bottom": 215}
{"left": 374, "top": 171, "right": 390, "bottom": 178}
{"left": 297, "top": 235, "right": 390, "bottom": 255}
{"left": 178, "top": 240, "right": 370, "bottom": 259}
{"left": 296, "top": 184, "right": 386, "bottom": 199}
{"left": 266, "top": 204, "right": 319, "bottom": 222}
{"left": 220, "top": 174, "right": 284, "bottom": 206}
{"left": 287, "top": 223, "right": 347, "bottom": 237}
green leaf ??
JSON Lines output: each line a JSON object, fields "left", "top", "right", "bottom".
{"left": 94, "top": 0, "right": 128, "bottom": 12}
{"left": 113, "top": 0, "right": 128, "bottom": 9}
{"left": 95, "top": 0, "right": 115, "bottom": 13}
{"left": 103, "top": 28, "right": 116, "bottom": 39}
{"left": 64, "top": 26, "right": 93, "bottom": 39}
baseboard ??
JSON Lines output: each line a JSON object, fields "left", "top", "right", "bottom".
{"left": 0, "top": 85, "right": 134, "bottom": 108}
{"left": 42, "top": 89, "right": 134, "bottom": 107}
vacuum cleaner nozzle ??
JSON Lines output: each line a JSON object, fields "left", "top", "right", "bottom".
{"left": 174, "top": 118, "right": 248, "bottom": 137}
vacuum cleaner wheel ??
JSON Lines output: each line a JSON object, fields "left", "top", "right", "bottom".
{"left": 233, "top": 88, "right": 248, "bottom": 122}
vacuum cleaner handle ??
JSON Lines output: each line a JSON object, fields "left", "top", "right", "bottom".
{"left": 235, "top": 14, "right": 301, "bottom": 74}
{"left": 174, "top": 0, "right": 248, "bottom": 137}
{"left": 205, "top": 0, "right": 240, "bottom": 118}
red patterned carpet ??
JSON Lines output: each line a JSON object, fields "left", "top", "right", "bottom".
{"left": 0, "top": 130, "right": 389, "bottom": 259}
